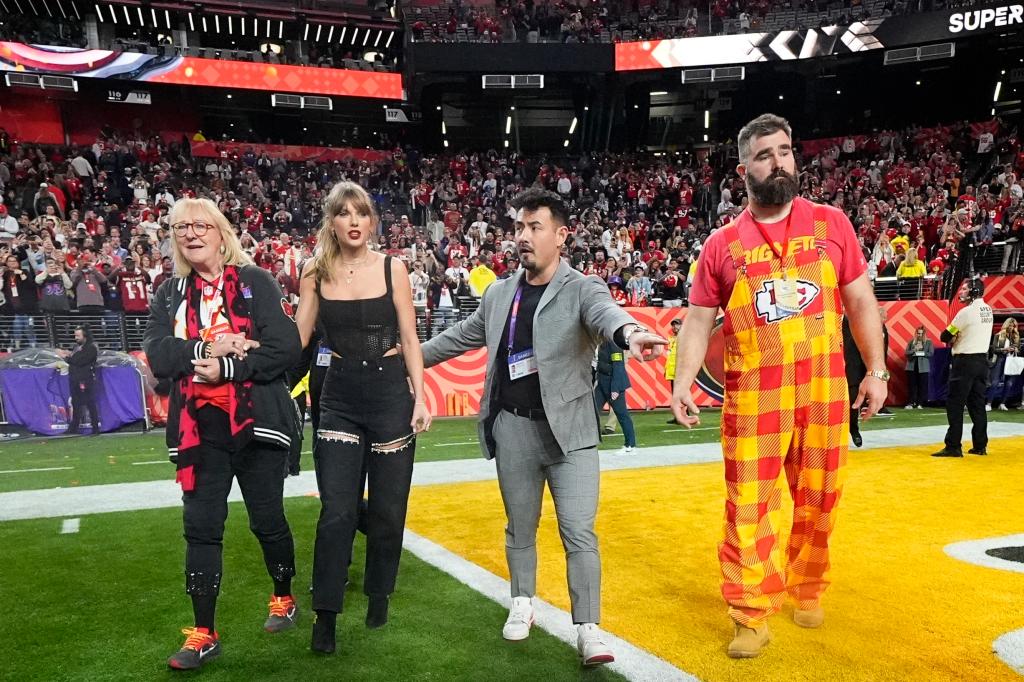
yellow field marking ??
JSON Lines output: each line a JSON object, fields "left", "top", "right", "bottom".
{"left": 407, "top": 436, "right": 1024, "bottom": 682}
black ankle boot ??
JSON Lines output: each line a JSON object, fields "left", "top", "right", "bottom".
{"left": 365, "top": 595, "right": 389, "bottom": 629}
{"left": 311, "top": 610, "right": 337, "bottom": 654}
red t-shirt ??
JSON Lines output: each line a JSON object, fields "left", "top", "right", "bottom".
{"left": 689, "top": 198, "right": 867, "bottom": 309}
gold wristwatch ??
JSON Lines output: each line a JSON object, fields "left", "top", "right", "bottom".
{"left": 867, "top": 369, "right": 890, "bottom": 382}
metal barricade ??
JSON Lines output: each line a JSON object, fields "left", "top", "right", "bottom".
{"left": 122, "top": 314, "right": 149, "bottom": 351}
{"left": 48, "top": 312, "right": 126, "bottom": 351}
{"left": 0, "top": 314, "right": 42, "bottom": 352}
{"left": 972, "top": 242, "right": 1007, "bottom": 275}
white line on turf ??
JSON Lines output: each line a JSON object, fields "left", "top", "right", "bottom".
{"left": 1, "top": 423, "right": 1022, "bottom": 522}
{"left": 944, "top": 534, "right": 1024, "bottom": 574}
{"left": 131, "top": 461, "right": 168, "bottom": 466}
{"left": 994, "top": 629, "right": 1024, "bottom": 674}
{"left": 402, "top": 529, "right": 697, "bottom": 682}
{"left": 944, "top": 533, "right": 1024, "bottom": 673}
{"left": 0, "top": 467, "right": 73, "bottom": 475}
{"left": 660, "top": 427, "right": 718, "bottom": 433}
{"left": 60, "top": 518, "right": 80, "bottom": 534}
{"left": 433, "top": 441, "right": 479, "bottom": 447}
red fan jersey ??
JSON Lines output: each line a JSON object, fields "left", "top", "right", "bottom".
{"left": 118, "top": 271, "right": 150, "bottom": 313}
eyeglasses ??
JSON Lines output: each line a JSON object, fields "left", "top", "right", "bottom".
{"left": 171, "top": 221, "right": 211, "bottom": 236}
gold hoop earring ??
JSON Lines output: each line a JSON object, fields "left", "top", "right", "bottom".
{"left": 219, "top": 244, "right": 226, "bottom": 254}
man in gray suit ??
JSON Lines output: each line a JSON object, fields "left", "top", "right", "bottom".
{"left": 421, "top": 189, "right": 667, "bottom": 666}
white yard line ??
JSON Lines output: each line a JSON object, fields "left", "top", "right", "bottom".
{"left": 131, "top": 461, "right": 169, "bottom": 466}
{"left": 60, "top": 518, "right": 80, "bottom": 534}
{"left": 403, "top": 529, "right": 697, "bottom": 682}
{"left": 0, "top": 423, "right": 1021, "bottom": 523}
{"left": 944, "top": 533, "right": 1024, "bottom": 675}
{"left": 0, "top": 466, "right": 73, "bottom": 475}
{"left": 432, "top": 441, "right": 479, "bottom": 447}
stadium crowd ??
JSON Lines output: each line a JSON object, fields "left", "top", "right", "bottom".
{"left": 0, "top": 113, "right": 1021, "bottom": 353}
{"left": 406, "top": 0, "right": 953, "bottom": 43}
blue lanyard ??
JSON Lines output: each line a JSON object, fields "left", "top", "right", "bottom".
{"left": 507, "top": 283, "right": 525, "bottom": 352}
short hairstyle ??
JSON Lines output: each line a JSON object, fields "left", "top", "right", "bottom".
{"left": 511, "top": 188, "right": 570, "bottom": 227}
{"left": 737, "top": 113, "right": 793, "bottom": 163}
{"left": 167, "top": 198, "right": 253, "bottom": 276}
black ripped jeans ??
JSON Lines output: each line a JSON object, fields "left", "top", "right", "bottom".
{"left": 312, "top": 355, "right": 416, "bottom": 614}
{"left": 182, "top": 406, "right": 295, "bottom": 598}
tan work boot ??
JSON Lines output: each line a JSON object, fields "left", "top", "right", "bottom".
{"left": 727, "top": 622, "right": 771, "bottom": 658}
{"left": 793, "top": 606, "right": 824, "bottom": 628}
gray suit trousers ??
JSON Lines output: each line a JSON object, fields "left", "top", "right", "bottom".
{"left": 492, "top": 409, "right": 601, "bottom": 623}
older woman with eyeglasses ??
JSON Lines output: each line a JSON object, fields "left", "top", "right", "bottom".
{"left": 143, "top": 198, "right": 302, "bottom": 671}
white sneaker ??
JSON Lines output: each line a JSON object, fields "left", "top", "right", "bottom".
{"left": 999, "top": 404, "right": 1009, "bottom": 411}
{"left": 986, "top": 404, "right": 992, "bottom": 412}
{"left": 622, "top": 446, "right": 635, "bottom": 454}
{"left": 502, "top": 597, "right": 534, "bottom": 641}
{"left": 917, "top": 405, "right": 924, "bottom": 409}
{"left": 577, "top": 623, "right": 615, "bottom": 666}
{"left": 904, "top": 405, "right": 914, "bottom": 410}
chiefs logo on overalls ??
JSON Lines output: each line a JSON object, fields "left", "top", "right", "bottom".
{"left": 754, "top": 279, "right": 822, "bottom": 323}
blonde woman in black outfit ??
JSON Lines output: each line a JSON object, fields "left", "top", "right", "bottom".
{"left": 295, "top": 181, "right": 431, "bottom": 654}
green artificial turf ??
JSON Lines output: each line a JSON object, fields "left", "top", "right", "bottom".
{"left": 2, "top": 497, "right": 626, "bottom": 682}
{"left": 2, "top": 408, "right": 1023, "bottom": 493}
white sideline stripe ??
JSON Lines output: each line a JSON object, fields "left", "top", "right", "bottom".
{"left": 60, "top": 518, "right": 80, "bottom": 534}
{"left": 0, "top": 467, "right": 73, "bottom": 474}
{"left": 660, "top": 427, "right": 718, "bottom": 433}
{"left": 994, "top": 629, "right": 1024, "bottom": 674}
{"left": 944, "top": 534, "right": 1024, "bottom": 575}
{"left": 1, "top": 423, "right": 1022, "bottom": 522}
{"left": 131, "top": 461, "right": 168, "bottom": 466}
{"left": 433, "top": 441, "right": 479, "bottom": 447}
{"left": 402, "top": 529, "right": 698, "bottom": 682}
{"left": 943, "top": 533, "right": 1024, "bottom": 675}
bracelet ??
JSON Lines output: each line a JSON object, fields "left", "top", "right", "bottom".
{"left": 415, "top": 400, "right": 426, "bottom": 405}
{"left": 203, "top": 342, "right": 213, "bottom": 359}
{"left": 624, "top": 325, "right": 649, "bottom": 347}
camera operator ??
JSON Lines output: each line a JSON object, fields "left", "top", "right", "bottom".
{"left": 932, "top": 278, "right": 993, "bottom": 457}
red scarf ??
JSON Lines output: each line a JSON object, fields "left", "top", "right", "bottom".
{"left": 175, "top": 265, "right": 255, "bottom": 492}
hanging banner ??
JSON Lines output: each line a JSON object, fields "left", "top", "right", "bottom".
{"left": 0, "top": 42, "right": 403, "bottom": 100}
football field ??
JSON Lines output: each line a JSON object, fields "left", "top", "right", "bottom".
{"left": 3, "top": 409, "right": 1024, "bottom": 681}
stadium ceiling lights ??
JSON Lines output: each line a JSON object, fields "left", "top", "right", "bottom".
{"left": 385, "top": 31, "right": 394, "bottom": 48}
{"left": 569, "top": 117, "right": 577, "bottom": 135}
{"left": 650, "top": 91, "right": 668, "bottom": 96}
{"left": 8, "top": 0, "right": 85, "bottom": 16}
{"left": 188, "top": 12, "right": 195, "bottom": 31}
{"left": 326, "top": 25, "right": 334, "bottom": 42}
{"left": 339, "top": 26, "right": 347, "bottom": 43}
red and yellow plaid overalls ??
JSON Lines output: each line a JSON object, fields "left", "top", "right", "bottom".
{"left": 718, "top": 204, "right": 849, "bottom": 628}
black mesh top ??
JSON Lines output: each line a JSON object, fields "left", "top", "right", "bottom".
{"left": 317, "top": 255, "right": 400, "bottom": 360}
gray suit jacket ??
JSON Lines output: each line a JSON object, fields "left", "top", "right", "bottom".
{"left": 904, "top": 338, "right": 933, "bottom": 372}
{"left": 421, "top": 260, "right": 636, "bottom": 460}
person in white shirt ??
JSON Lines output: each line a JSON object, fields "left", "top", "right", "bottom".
{"left": 444, "top": 255, "right": 469, "bottom": 284}
{"left": 556, "top": 174, "right": 572, "bottom": 196}
{"left": 932, "top": 278, "right": 994, "bottom": 457}
{"left": 0, "top": 204, "right": 17, "bottom": 242}
{"left": 154, "top": 188, "right": 176, "bottom": 207}
{"left": 409, "top": 260, "right": 429, "bottom": 307}
{"left": 70, "top": 152, "right": 95, "bottom": 181}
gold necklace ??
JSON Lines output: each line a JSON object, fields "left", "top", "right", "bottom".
{"left": 339, "top": 252, "right": 370, "bottom": 284}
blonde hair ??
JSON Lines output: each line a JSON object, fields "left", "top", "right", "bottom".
{"left": 999, "top": 318, "right": 1020, "bottom": 345}
{"left": 168, "top": 197, "right": 253, "bottom": 276}
{"left": 310, "top": 181, "right": 378, "bottom": 283}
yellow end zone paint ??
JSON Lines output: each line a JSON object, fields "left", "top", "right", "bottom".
{"left": 407, "top": 436, "right": 1024, "bottom": 682}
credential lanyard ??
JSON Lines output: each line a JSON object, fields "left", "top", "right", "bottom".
{"left": 200, "top": 273, "right": 225, "bottom": 329}
{"left": 507, "top": 283, "right": 525, "bottom": 353}
{"left": 750, "top": 208, "right": 794, "bottom": 278}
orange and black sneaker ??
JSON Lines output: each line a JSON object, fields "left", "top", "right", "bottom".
{"left": 167, "top": 627, "right": 221, "bottom": 670}
{"left": 264, "top": 595, "right": 299, "bottom": 633}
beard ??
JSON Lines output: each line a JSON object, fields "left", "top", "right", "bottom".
{"left": 746, "top": 168, "right": 800, "bottom": 206}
